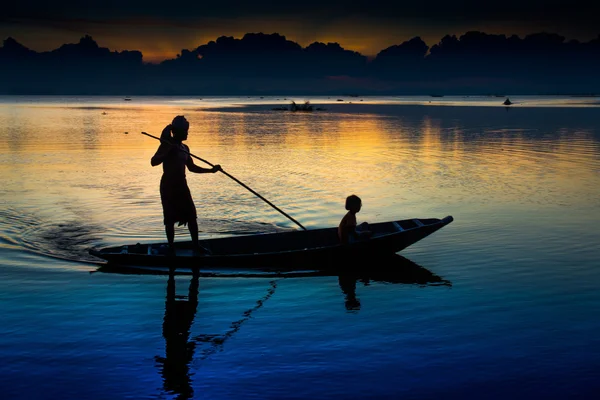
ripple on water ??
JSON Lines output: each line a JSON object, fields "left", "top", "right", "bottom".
{"left": 1, "top": 208, "right": 106, "bottom": 263}
{"left": 0, "top": 205, "right": 297, "bottom": 266}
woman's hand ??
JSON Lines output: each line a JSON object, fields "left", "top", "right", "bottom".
{"left": 212, "top": 164, "right": 222, "bottom": 173}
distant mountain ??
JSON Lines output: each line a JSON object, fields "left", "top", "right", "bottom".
{"left": 1, "top": 32, "right": 599, "bottom": 95}
{"left": 0, "top": 37, "right": 37, "bottom": 59}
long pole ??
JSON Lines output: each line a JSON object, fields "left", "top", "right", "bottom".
{"left": 139, "top": 131, "right": 307, "bottom": 231}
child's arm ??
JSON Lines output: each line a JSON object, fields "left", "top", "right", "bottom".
{"left": 355, "top": 222, "right": 372, "bottom": 239}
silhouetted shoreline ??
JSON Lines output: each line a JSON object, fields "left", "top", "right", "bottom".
{"left": 1, "top": 31, "right": 599, "bottom": 95}
{"left": 199, "top": 100, "right": 600, "bottom": 114}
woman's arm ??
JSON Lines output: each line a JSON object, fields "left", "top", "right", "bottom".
{"left": 151, "top": 143, "right": 172, "bottom": 166}
{"left": 186, "top": 156, "right": 222, "bottom": 174}
{"left": 150, "top": 125, "right": 174, "bottom": 166}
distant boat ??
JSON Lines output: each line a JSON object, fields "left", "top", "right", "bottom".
{"left": 273, "top": 101, "right": 319, "bottom": 112}
{"left": 124, "top": 97, "right": 132, "bottom": 101}
{"left": 503, "top": 98, "right": 513, "bottom": 106}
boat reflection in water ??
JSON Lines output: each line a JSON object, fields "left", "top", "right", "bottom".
{"left": 337, "top": 254, "right": 451, "bottom": 311}
{"left": 97, "top": 255, "right": 450, "bottom": 399}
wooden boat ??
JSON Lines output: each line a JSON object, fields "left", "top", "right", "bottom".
{"left": 89, "top": 216, "right": 453, "bottom": 270}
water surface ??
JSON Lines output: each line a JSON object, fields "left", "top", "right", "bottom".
{"left": 1, "top": 96, "right": 599, "bottom": 399}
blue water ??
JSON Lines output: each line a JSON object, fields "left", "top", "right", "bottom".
{"left": 1, "top": 96, "right": 599, "bottom": 399}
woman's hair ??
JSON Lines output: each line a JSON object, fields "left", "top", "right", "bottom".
{"left": 171, "top": 115, "right": 189, "bottom": 140}
{"left": 345, "top": 194, "right": 362, "bottom": 211}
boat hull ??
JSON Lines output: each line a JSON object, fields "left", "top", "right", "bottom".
{"left": 89, "top": 216, "right": 453, "bottom": 270}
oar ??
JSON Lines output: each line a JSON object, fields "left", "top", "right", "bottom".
{"left": 129, "top": 131, "right": 307, "bottom": 231}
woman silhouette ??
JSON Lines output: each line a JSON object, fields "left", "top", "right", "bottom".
{"left": 151, "top": 116, "right": 221, "bottom": 254}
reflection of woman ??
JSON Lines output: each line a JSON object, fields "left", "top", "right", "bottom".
{"left": 151, "top": 116, "right": 221, "bottom": 254}
{"left": 156, "top": 273, "right": 199, "bottom": 399}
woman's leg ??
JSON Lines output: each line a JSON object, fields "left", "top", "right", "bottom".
{"left": 188, "top": 219, "right": 211, "bottom": 254}
{"left": 188, "top": 219, "right": 199, "bottom": 247}
{"left": 165, "top": 224, "right": 175, "bottom": 246}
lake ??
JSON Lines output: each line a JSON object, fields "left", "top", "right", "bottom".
{"left": 1, "top": 95, "right": 599, "bottom": 399}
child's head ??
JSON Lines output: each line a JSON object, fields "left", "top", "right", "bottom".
{"left": 345, "top": 195, "right": 362, "bottom": 213}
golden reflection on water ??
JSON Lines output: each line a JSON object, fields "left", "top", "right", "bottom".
{"left": 1, "top": 98, "right": 599, "bottom": 251}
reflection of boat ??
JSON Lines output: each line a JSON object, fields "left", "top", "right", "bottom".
{"left": 143, "top": 254, "right": 449, "bottom": 397}
{"left": 89, "top": 216, "right": 453, "bottom": 270}
{"left": 111, "top": 252, "right": 448, "bottom": 398}
{"left": 338, "top": 254, "right": 451, "bottom": 310}
{"left": 100, "top": 253, "right": 449, "bottom": 397}
{"left": 146, "top": 255, "right": 448, "bottom": 397}
{"left": 95, "top": 253, "right": 451, "bottom": 282}
{"left": 342, "top": 253, "right": 451, "bottom": 286}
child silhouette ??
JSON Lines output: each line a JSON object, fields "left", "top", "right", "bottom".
{"left": 338, "top": 195, "right": 371, "bottom": 244}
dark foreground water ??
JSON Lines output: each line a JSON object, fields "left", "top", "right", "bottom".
{"left": 1, "top": 96, "right": 599, "bottom": 399}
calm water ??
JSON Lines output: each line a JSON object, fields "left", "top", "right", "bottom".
{"left": 1, "top": 96, "right": 599, "bottom": 399}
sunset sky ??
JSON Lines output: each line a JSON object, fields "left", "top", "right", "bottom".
{"left": 2, "top": 1, "right": 597, "bottom": 62}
